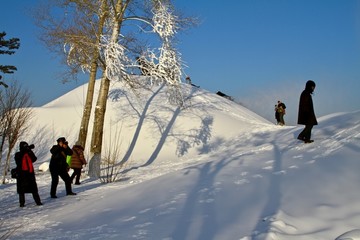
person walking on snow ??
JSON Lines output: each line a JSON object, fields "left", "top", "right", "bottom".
{"left": 14, "top": 141, "right": 42, "bottom": 207}
{"left": 70, "top": 143, "right": 87, "bottom": 185}
{"left": 297, "top": 80, "right": 318, "bottom": 143}
{"left": 275, "top": 100, "right": 286, "bottom": 125}
{"left": 49, "top": 137, "right": 76, "bottom": 198}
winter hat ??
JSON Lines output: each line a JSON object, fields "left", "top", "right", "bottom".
{"left": 19, "top": 141, "right": 29, "bottom": 151}
{"left": 306, "top": 80, "right": 316, "bottom": 88}
{"left": 305, "top": 80, "right": 316, "bottom": 93}
{"left": 57, "top": 137, "right": 66, "bottom": 143}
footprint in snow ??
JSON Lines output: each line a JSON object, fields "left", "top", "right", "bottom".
{"left": 234, "top": 179, "right": 250, "bottom": 185}
{"left": 139, "top": 208, "right": 152, "bottom": 214}
{"left": 288, "top": 165, "right": 298, "bottom": 169}
{"left": 262, "top": 166, "right": 273, "bottom": 170}
{"left": 272, "top": 170, "right": 286, "bottom": 175}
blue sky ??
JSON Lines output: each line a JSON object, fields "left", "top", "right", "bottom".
{"left": 1, "top": 0, "right": 359, "bottom": 124}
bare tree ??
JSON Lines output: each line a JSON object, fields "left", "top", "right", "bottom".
{"left": 34, "top": 0, "right": 197, "bottom": 179}
{"left": 87, "top": 0, "right": 188, "bottom": 178}
{"left": 0, "top": 81, "right": 33, "bottom": 183}
{"left": 33, "top": 0, "right": 110, "bottom": 148}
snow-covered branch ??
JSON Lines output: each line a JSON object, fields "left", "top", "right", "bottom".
{"left": 100, "top": 35, "right": 131, "bottom": 82}
{"left": 152, "top": 2, "right": 178, "bottom": 41}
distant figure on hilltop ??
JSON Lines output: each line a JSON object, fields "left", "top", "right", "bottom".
{"left": 275, "top": 100, "right": 286, "bottom": 125}
{"left": 185, "top": 76, "right": 199, "bottom": 88}
{"left": 297, "top": 80, "right": 318, "bottom": 143}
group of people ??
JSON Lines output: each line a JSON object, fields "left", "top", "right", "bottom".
{"left": 275, "top": 100, "right": 286, "bottom": 125}
{"left": 275, "top": 80, "right": 318, "bottom": 144}
{"left": 14, "top": 137, "right": 87, "bottom": 207}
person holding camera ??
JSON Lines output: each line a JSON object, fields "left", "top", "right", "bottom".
{"left": 49, "top": 137, "right": 76, "bottom": 198}
{"left": 14, "top": 141, "right": 42, "bottom": 207}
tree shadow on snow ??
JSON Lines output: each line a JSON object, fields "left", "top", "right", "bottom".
{"left": 114, "top": 84, "right": 214, "bottom": 172}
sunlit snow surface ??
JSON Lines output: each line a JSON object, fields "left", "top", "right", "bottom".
{"left": 1, "top": 79, "right": 360, "bottom": 240}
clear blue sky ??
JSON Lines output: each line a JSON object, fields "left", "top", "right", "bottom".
{"left": 1, "top": 0, "right": 359, "bottom": 124}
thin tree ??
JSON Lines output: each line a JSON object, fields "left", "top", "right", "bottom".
{"left": 87, "top": 0, "right": 187, "bottom": 177}
{"left": 88, "top": 0, "right": 131, "bottom": 178}
{"left": 34, "top": 0, "right": 196, "bottom": 179}
{"left": 0, "top": 81, "right": 33, "bottom": 183}
{"left": 34, "top": 0, "right": 110, "bottom": 150}
{"left": 0, "top": 32, "right": 20, "bottom": 88}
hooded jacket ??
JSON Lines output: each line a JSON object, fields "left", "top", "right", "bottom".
{"left": 15, "top": 142, "right": 38, "bottom": 194}
{"left": 297, "top": 80, "right": 318, "bottom": 125}
{"left": 70, "top": 145, "right": 86, "bottom": 169}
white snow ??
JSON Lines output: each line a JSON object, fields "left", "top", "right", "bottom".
{"left": 1, "top": 78, "right": 360, "bottom": 240}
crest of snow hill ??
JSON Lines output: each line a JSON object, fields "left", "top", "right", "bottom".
{"left": 27, "top": 77, "right": 270, "bottom": 168}
{"left": 25, "top": 76, "right": 360, "bottom": 176}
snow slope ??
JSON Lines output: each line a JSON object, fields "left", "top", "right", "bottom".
{"left": 1, "top": 79, "right": 360, "bottom": 240}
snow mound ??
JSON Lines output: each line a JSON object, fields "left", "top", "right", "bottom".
{"left": 28, "top": 78, "right": 273, "bottom": 167}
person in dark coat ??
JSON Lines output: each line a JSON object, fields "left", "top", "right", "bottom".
{"left": 15, "top": 141, "right": 42, "bottom": 207}
{"left": 70, "top": 144, "right": 87, "bottom": 185}
{"left": 297, "top": 80, "right": 318, "bottom": 143}
{"left": 275, "top": 100, "right": 286, "bottom": 125}
{"left": 49, "top": 137, "right": 76, "bottom": 198}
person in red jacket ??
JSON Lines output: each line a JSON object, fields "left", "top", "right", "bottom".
{"left": 297, "top": 80, "right": 318, "bottom": 143}
{"left": 15, "top": 141, "right": 42, "bottom": 207}
{"left": 70, "top": 143, "right": 87, "bottom": 185}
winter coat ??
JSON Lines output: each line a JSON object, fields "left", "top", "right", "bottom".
{"left": 297, "top": 81, "right": 318, "bottom": 125}
{"left": 15, "top": 149, "right": 38, "bottom": 194}
{"left": 70, "top": 145, "right": 86, "bottom": 169}
{"left": 50, "top": 145, "right": 73, "bottom": 173}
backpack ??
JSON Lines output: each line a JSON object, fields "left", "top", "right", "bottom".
{"left": 66, "top": 155, "right": 72, "bottom": 167}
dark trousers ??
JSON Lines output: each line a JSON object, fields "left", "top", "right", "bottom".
{"left": 50, "top": 169, "right": 73, "bottom": 197}
{"left": 19, "top": 192, "right": 42, "bottom": 206}
{"left": 70, "top": 168, "right": 82, "bottom": 184}
{"left": 298, "top": 125, "right": 313, "bottom": 141}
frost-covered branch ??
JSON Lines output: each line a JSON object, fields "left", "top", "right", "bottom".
{"left": 152, "top": 2, "right": 178, "bottom": 41}
{"left": 64, "top": 42, "right": 93, "bottom": 73}
{"left": 100, "top": 35, "right": 131, "bottom": 82}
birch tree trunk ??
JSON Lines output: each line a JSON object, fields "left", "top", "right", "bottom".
{"left": 88, "top": 0, "right": 129, "bottom": 178}
{"left": 77, "top": 0, "right": 108, "bottom": 148}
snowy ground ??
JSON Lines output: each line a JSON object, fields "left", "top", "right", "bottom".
{"left": 1, "top": 80, "right": 360, "bottom": 240}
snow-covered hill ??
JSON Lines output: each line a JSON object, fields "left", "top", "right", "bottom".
{"left": 25, "top": 79, "right": 272, "bottom": 168}
{"left": 1, "top": 79, "right": 360, "bottom": 240}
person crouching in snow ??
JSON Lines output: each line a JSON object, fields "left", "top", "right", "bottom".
{"left": 70, "top": 143, "right": 87, "bottom": 185}
{"left": 15, "top": 141, "right": 42, "bottom": 207}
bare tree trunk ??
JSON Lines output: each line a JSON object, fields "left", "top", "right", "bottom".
{"left": 77, "top": 61, "right": 97, "bottom": 148}
{"left": 88, "top": 0, "right": 129, "bottom": 178}
{"left": 77, "top": 0, "right": 108, "bottom": 148}
{"left": 0, "top": 133, "right": 6, "bottom": 171}
{"left": 2, "top": 149, "right": 12, "bottom": 184}
{"left": 88, "top": 76, "right": 110, "bottom": 178}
